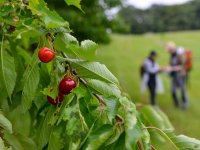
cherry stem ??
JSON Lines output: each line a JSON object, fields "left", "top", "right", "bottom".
{"left": 61, "top": 52, "right": 72, "bottom": 73}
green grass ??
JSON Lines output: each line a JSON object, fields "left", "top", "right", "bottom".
{"left": 97, "top": 31, "right": 200, "bottom": 139}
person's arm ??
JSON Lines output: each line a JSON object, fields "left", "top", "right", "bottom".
{"left": 168, "top": 54, "right": 185, "bottom": 72}
{"left": 144, "top": 60, "right": 160, "bottom": 74}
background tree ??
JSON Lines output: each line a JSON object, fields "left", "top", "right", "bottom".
{"left": 118, "top": 0, "right": 200, "bottom": 34}
{"left": 46, "top": 0, "right": 122, "bottom": 43}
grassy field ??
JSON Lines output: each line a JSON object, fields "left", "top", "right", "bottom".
{"left": 97, "top": 31, "right": 200, "bottom": 139}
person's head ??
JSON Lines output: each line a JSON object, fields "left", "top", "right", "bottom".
{"left": 166, "top": 41, "right": 176, "bottom": 54}
{"left": 149, "top": 50, "right": 157, "bottom": 61}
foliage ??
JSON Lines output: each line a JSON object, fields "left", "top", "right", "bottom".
{"left": 46, "top": 0, "right": 122, "bottom": 43}
{"left": 0, "top": 0, "right": 200, "bottom": 150}
{"left": 118, "top": 0, "right": 200, "bottom": 34}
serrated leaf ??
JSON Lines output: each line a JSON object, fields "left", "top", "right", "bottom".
{"left": 21, "top": 49, "right": 40, "bottom": 112}
{"left": 54, "top": 33, "right": 80, "bottom": 58}
{"left": 37, "top": 106, "right": 55, "bottom": 150}
{"left": 104, "top": 97, "right": 120, "bottom": 122}
{"left": 86, "top": 79, "right": 121, "bottom": 97}
{"left": 154, "top": 107, "right": 174, "bottom": 130}
{"left": 119, "top": 97, "right": 137, "bottom": 130}
{"left": 119, "top": 97, "right": 137, "bottom": 149}
{"left": 48, "top": 127, "right": 64, "bottom": 150}
{"left": 171, "top": 135, "right": 200, "bottom": 150}
{"left": 67, "top": 59, "right": 119, "bottom": 85}
{"left": 112, "top": 132, "right": 126, "bottom": 150}
{"left": 4, "top": 133, "right": 23, "bottom": 150}
{"left": 22, "top": 63, "right": 39, "bottom": 112}
{"left": 16, "top": 134, "right": 37, "bottom": 150}
{"left": 55, "top": 34, "right": 97, "bottom": 60}
{"left": 85, "top": 124, "right": 113, "bottom": 150}
{"left": 66, "top": 117, "right": 80, "bottom": 135}
{"left": 8, "top": 106, "right": 31, "bottom": 136}
{"left": 80, "top": 40, "right": 98, "bottom": 60}
{"left": 62, "top": 103, "right": 83, "bottom": 136}
{"left": 64, "top": 0, "right": 82, "bottom": 10}
{"left": 105, "top": 127, "right": 121, "bottom": 146}
{"left": 0, "top": 137, "right": 11, "bottom": 150}
{"left": 140, "top": 106, "right": 172, "bottom": 130}
{"left": 0, "top": 113, "right": 12, "bottom": 134}
{"left": 0, "top": 43, "right": 17, "bottom": 99}
{"left": 28, "top": 0, "right": 69, "bottom": 28}
{"left": 125, "top": 119, "right": 150, "bottom": 150}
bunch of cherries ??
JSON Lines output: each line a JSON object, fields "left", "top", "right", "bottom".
{"left": 38, "top": 47, "right": 77, "bottom": 105}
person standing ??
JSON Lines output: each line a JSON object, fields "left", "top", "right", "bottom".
{"left": 166, "top": 42, "right": 188, "bottom": 110}
{"left": 140, "top": 51, "right": 164, "bottom": 105}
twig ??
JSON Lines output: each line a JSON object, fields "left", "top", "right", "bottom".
{"left": 137, "top": 141, "right": 143, "bottom": 150}
{"left": 79, "top": 78, "right": 106, "bottom": 106}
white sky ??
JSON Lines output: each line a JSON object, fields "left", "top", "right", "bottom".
{"left": 126, "top": 0, "right": 191, "bottom": 9}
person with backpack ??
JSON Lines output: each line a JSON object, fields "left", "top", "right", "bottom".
{"left": 140, "top": 51, "right": 164, "bottom": 106}
{"left": 166, "top": 42, "right": 189, "bottom": 110}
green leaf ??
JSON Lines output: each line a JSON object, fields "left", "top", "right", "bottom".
{"left": 172, "top": 135, "right": 200, "bottom": 150}
{"left": 16, "top": 134, "right": 37, "bottom": 150}
{"left": 4, "top": 133, "right": 23, "bottom": 150}
{"left": 37, "top": 106, "right": 55, "bottom": 149}
{"left": 140, "top": 106, "right": 173, "bottom": 130}
{"left": 154, "top": 107, "right": 174, "bottom": 130}
{"left": 62, "top": 103, "right": 83, "bottom": 136}
{"left": 85, "top": 124, "right": 113, "bottom": 150}
{"left": 55, "top": 34, "right": 97, "bottom": 60}
{"left": 67, "top": 59, "right": 119, "bottom": 85}
{"left": 119, "top": 97, "right": 137, "bottom": 150}
{"left": 7, "top": 106, "right": 31, "bottom": 136}
{"left": 0, "top": 113, "right": 12, "bottom": 134}
{"left": 64, "top": 0, "right": 82, "bottom": 10}
{"left": 86, "top": 79, "right": 121, "bottom": 97}
{"left": 119, "top": 97, "right": 137, "bottom": 130}
{"left": 162, "top": 130, "right": 200, "bottom": 150}
{"left": 4, "top": 132, "right": 36, "bottom": 150}
{"left": 28, "top": 0, "right": 69, "bottom": 28}
{"left": 21, "top": 50, "right": 40, "bottom": 112}
{"left": 54, "top": 33, "right": 80, "bottom": 58}
{"left": 48, "top": 127, "right": 64, "bottom": 150}
{"left": 0, "top": 41, "right": 17, "bottom": 99}
{"left": 140, "top": 122, "right": 151, "bottom": 150}
{"left": 105, "top": 127, "right": 121, "bottom": 146}
{"left": 111, "top": 132, "right": 126, "bottom": 150}
{"left": 0, "top": 137, "right": 11, "bottom": 150}
{"left": 104, "top": 97, "right": 120, "bottom": 122}
{"left": 80, "top": 40, "right": 98, "bottom": 61}
{"left": 66, "top": 117, "right": 80, "bottom": 136}
{"left": 146, "top": 127, "right": 179, "bottom": 150}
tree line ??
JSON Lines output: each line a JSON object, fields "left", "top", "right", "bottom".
{"left": 118, "top": 0, "right": 200, "bottom": 34}
{"left": 46, "top": 0, "right": 200, "bottom": 43}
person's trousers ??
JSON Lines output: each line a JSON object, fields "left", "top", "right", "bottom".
{"left": 171, "top": 76, "right": 188, "bottom": 107}
{"left": 148, "top": 79, "right": 156, "bottom": 105}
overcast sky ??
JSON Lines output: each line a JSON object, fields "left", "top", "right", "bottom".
{"left": 126, "top": 0, "right": 191, "bottom": 9}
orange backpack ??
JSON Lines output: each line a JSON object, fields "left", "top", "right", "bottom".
{"left": 185, "top": 49, "right": 192, "bottom": 72}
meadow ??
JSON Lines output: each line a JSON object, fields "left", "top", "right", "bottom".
{"left": 97, "top": 31, "right": 200, "bottom": 139}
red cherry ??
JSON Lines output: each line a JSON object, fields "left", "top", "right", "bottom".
{"left": 10, "top": 25, "right": 16, "bottom": 31}
{"left": 59, "top": 77, "right": 77, "bottom": 95}
{"left": 47, "top": 94, "right": 64, "bottom": 105}
{"left": 47, "top": 88, "right": 64, "bottom": 105}
{"left": 38, "top": 47, "right": 55, "bottom": 63}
